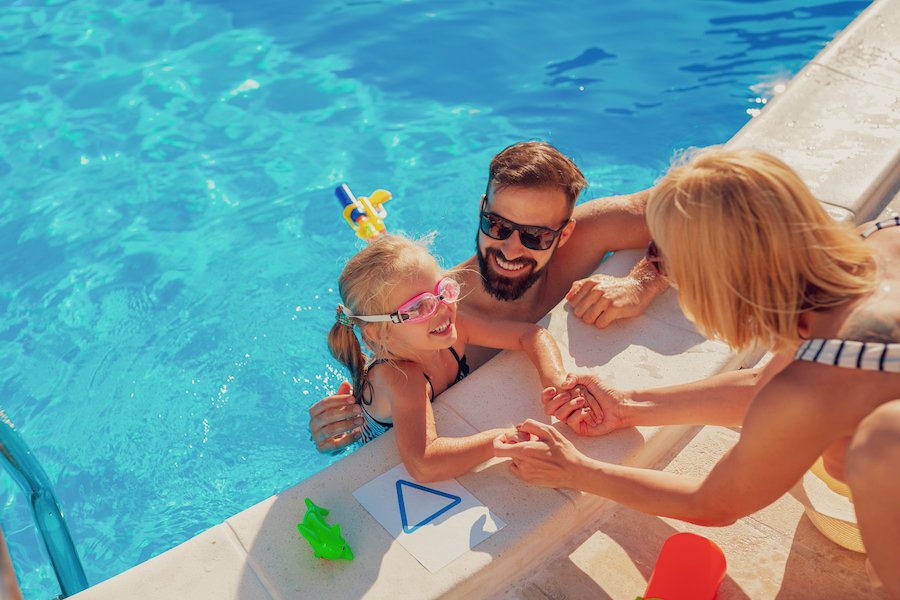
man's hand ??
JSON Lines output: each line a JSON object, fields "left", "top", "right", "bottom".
{"left": 309, "top": 381, "right": 364, "bottom": 453}
{"left": 542, "top": 372, "right": 628, "bottom": 437}
{"left": 566, "top": 273, "right": 651, "bottom": 329}
{"left": 566, "top": 255, "right": 669, "bottom": 330}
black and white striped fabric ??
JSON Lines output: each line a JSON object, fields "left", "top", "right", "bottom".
{"left": 793, "top": 215, "right": 899, "bottom": 373}
{"left": 859, "top": 214, "right": 900, "bottom": 239}
{"left": 795, "top": 338, "right": 900, "bottom": 373}
{"left": 360, "top": 408, "right": 392, "bottom": 443}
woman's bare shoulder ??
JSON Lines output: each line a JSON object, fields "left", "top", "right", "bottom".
{"left": 838, "top": 307, "right": 900, "bottom": 344}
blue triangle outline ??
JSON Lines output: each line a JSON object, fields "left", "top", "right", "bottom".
{"left": 395, "top": 479, "right": 462, "bottom": 534}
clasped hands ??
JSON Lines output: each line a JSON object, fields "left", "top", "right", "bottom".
{"left": 493, "top": 372, "right": 627, "bottom": 488}
{"left": 543, "top": 371, "right": 626, "bottom": 437}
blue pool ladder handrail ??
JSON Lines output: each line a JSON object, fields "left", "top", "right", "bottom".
{"left": 0, "top": 409, "right": 89, "bottom": 598}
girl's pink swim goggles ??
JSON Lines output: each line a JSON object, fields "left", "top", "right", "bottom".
{"left": 340, "top": 277, "right": 460, "bottom": 324}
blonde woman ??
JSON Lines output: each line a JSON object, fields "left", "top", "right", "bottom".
{"left": 327, "top": 234, "right": 592, "bottom": 483}
{"left": 494, "top": 149, "right": 900, "bottom": 595}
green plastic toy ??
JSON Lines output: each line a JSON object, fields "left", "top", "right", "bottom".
{"left": 297, "top": 498, "right": 354, "bottom": 561}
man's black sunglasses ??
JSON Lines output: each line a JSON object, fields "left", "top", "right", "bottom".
{"left": 479, "top": 211, "right": 568, "bottom": 251}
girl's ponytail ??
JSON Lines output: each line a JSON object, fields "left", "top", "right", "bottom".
{"left": 326, "top": 310, "right": 367, "bottom": 397}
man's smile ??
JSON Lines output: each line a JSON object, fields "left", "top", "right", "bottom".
{"left": 493, "top": 253, "right": 531, "bottom": 273}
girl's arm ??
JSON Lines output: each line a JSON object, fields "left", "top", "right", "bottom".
{"left": 497, "top": 365, "right": 843, "bottom": 524}
{"left": 379, "top": 362, "right": 513, "bottom": 482}
{"left": 459, "top": 312, "right": 568, "bottom": 389}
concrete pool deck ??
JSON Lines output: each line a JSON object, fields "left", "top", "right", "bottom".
{"left": 71, "top": 0, "right": 899, "bottom": 598}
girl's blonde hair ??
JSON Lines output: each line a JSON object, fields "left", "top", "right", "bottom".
{"left": 646, "top": 148, "right": 876, "bottom": 351}
{"left": 326, "top": 234, "right": 440, "bottom": 399}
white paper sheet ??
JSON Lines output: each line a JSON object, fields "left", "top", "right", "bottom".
{"left": 353, "top": 463, "right": 506, "bottom": 573}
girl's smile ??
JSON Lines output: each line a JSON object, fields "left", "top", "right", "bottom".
{"left": 429, "top": 318, "right": 453, "bottom": 336}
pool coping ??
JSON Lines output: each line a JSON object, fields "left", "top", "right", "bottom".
{"left": 71, "top": 0, "right": 899, "bottom": 598}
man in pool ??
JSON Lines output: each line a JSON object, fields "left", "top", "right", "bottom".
{"left": 310, "top": 141, "right": 668, "bottom": 451}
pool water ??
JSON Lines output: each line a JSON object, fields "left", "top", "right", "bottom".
{"left": 0, "top": 0, "right": 867, "bottom": 596}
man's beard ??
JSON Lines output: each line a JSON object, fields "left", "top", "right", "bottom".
{"left": 476, "top": 240, "right": 547, "bottom": 302}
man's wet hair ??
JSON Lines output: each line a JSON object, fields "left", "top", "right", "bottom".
{"left": 487, "top": 141, "right": 587, "bottom": 213}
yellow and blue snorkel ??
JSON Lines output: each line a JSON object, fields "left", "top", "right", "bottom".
{"left": 335, "top": 183, "right": 391, "bottom": 242}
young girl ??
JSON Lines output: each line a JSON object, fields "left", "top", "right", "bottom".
{"left": 327, "top": 234, "right": 587, "bottom": 483}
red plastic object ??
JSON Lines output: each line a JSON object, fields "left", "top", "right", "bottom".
{"left": 642, "top": 532, "right": 727, "bottom": 600}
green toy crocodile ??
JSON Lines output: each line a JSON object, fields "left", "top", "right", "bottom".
{"left": 297, "top": 498, "right": 354, "bottom": 561}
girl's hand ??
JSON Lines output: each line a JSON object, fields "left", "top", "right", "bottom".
{"left": 542, "top": 372, "right": 628, "bottom": 437}
{"left": 543, "top": 372, "right": 578, "bottom": 400}
{"left": 541, "top": 384, "right": 602, "bottom": 430}
{"left": 496, "top": 428, "right": 533, "bottom": 444}
{"left": 492, "top": 419, "right": 589, "bottom": 489}
{"left": 565, "top": 405, "right": 605, "bottom": 437}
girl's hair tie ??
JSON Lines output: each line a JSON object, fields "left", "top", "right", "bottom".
{"left": 336, "top": 304, "right": 352, "bottom": 326}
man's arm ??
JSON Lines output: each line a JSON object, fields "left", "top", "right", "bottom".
{"left": 571, "top": 189, "right": 653, "bottom": 251}
{"left": 555, "top": 189, "right": 652, "bottom": 277}
{"left": 554, "top": 189, "right": 670, "bottom": 329}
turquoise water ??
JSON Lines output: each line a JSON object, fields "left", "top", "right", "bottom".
{"left": 0, "top": 0, "right": 866, "bottom": 596}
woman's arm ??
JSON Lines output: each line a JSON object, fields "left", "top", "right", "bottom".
{"left": 544, "top": 350, "right": 795, "bottom": 434}
{"left": 622, "top": 350, "right": 792, "bottom": 428}
{"left": 459, "top": 313, "right": 568, "bottom": 389}
{"left": 380, "top": 362, "right": 512, "bottom": 482}
{"left": 498, "top": 365, "right": 841, "bottom": 524}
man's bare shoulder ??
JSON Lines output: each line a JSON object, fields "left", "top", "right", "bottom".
{"left": 571, "top": 190, "right": 647, "bottom": 220}
{"left": 554, "top": 189, "right": 652, "bottom": 273}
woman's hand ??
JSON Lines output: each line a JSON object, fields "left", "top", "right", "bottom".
{"left": 541, "top": 372, "right": 628, "bottom": 437}
{"left": 492, "top": 419, "right": 590, "bottom": 489}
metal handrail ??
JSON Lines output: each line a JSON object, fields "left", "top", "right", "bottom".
{"left": 0, "top": 409, "right": 88, "bottom": 598}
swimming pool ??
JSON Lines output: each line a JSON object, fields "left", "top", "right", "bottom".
{"left": 0, "top": 0, "right": 867, "bottom": 596}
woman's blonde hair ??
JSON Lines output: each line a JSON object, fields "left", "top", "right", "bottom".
{"left": 326, "top": 234, "right": 441, "bottom": 399}
{"left": 646, "top": 148, "right": 876, "bottom": 351}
